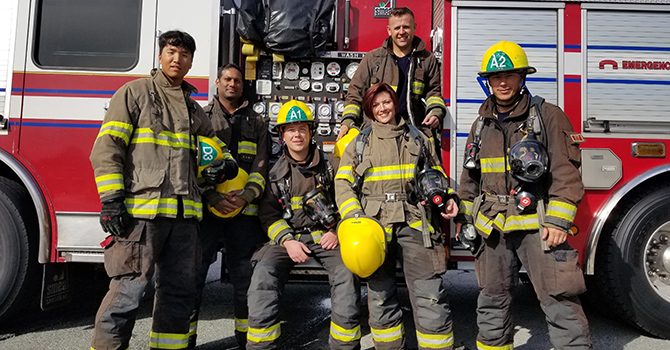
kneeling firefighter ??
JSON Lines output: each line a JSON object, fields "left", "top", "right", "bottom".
{"left": 335, "top": 83, "right": 459, "bottom": 350}
{"left": 456, "top": 41, "right": 592, "bottom": 350}
{"left": 246, "top": 100, "right": 361, "bottom": 350}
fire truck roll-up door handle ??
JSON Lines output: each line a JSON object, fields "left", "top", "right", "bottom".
{"left": 0, "top": 114, "right": 7, "bottom": 130}
{"left": 344, "top": 0, "right": 350, "bottom": 49}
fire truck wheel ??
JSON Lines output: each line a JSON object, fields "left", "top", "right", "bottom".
{"left": 0, "top": 177, "right": 39, "bottom": 324}
{"left": 595, "top": 184, "right": 670, "bottom": 339}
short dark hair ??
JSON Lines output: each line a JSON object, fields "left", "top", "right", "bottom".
{"left": 158, "top": 30, "right": 196, "bottom": 56}
{"left": 217, "top": 63, "right": 244, "bottom": 79}
{"left": 389, "top": 7, "right": 414, "bottom": 20}
{"left": 362, "top": 83, "right": 399, "bottom": 120}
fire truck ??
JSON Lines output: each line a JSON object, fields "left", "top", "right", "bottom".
{"left": 1, "top": 0, "right": 669, "bottom": 339}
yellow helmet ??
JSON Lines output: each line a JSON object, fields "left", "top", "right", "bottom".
{"left": 337, "top": 215, "right": 387, "bottom": 278}
{"left": 334, "top": 127, "right": 360, "bottom": 159}
{"left": 197, "top": 136, "right": 224, "bottom": 177}
{"left": 274, "top": 100, "right": 316, "bottom": 132}
{"left": 208, "top": 168, "right": 249, "bottom": 218}
{"left": 479, "top": 41, "right": 536, "bottom": 77}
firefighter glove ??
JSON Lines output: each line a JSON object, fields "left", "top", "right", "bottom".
{"left": 202, "top": 158, "right": 239, "bottom": 185}
{"left": 100, "top": 199, "right": 131, "bottom": 237}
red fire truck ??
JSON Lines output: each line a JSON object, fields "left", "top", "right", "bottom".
{"left": 1, "top": 0, "right": 669, "bottom": 339}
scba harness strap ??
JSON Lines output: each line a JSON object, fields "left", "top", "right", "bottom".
{"left": 350, "top": 123, "right": 437, "bottom": 248}
{"left": 464, "top": 95, "right": 547, "bottom": 171}
{"left": 270, "top": 148, "right": 335, "bottom": 221}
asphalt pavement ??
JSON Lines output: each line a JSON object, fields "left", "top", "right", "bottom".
{"left": 1, "top": 256, "right": 669, "bottom": 349}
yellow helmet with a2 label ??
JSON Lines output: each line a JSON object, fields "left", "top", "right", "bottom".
{"left": 274, "top": 100, "right": 316, "bottom": 132}
{"left": 478, "top": 41, "right": 536, "bottom": 78}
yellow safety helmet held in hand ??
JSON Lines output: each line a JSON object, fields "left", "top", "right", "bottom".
{"left": 478, "top": 41, "right": 536, "bottom": 78}
{"left": 208, "top": 168, "right": 249, "bottom": 218}
{"left": 274, "top": 100, "right": 316, "bottom": 132}
{"left": 334, "top": 127, "right": 360, "bottom": 159}
{"left": 338, "top": 215, "right": 387, "bottom": 278}
{"left": 197, "top": 136, "right": 224, "bottom": 177}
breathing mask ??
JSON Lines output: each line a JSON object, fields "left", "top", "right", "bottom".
{"left": 302, "top": 188, "right": 340, "bottom": 229}
{"left": 508, "top": 125, "right": 548, "bottom": 183}
{"left": 414, "top": 168, "right": 456, "bottom": 212}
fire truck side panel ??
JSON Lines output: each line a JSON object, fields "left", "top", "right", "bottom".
{"left": 580, "top": 3, "right": 670, "bottom": 274}
{"left": 10, "top": 0, "right": 166, "bottom": 262}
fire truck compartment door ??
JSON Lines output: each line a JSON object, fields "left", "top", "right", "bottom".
{"left": 581, "top": 148, "right": 622, "bottom": 190}
{"left": 453, "top": 4, "right": 559, "bottom": 191}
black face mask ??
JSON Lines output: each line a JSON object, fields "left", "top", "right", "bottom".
{"left": 509, "top": 136, "right": 548, "bottom": 183}
{"left": 415, "top": 168, "right": 453, "bottom": 212}
{"left": 302, "top": 188, "right": 340, "bottom": 229}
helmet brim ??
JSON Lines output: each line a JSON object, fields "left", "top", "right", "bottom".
{"left": 478, "top": 66, "right": 536, "bottom": 78}
{"left": 274, "top": 120, "right": 317, "bottom": 133}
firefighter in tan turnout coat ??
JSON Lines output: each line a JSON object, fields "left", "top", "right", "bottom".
{"left": 90, "top": 31, "right": 236, "bottom": 350}
{"left": 335, "top": 83, "right": 459, "bottom": 350}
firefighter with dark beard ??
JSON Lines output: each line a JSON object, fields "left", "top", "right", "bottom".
{"left": 189, "top": 63, "right": 269, "bottom": 349}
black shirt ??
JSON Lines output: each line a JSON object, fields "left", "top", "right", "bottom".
{"left": 396, "top": 55, "right": 411, "bottom": 116}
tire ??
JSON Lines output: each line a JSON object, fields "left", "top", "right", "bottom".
{"left": 0, "top": 177, "right": 39, "bottom": 324}
{"left": 595, "top": 184, "right": 670, "bottom": 339}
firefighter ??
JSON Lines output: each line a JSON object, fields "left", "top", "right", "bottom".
{"left": 456, "top": 41, "right": 592, "bottom": 350}
{"left": 246, "top": 100, "right": 361, "bottom": 350}
{"left": 188, "top": 63, "right": 270, "bottom": 349}
{"left": 338, "top": 7, "right": 446, "bottom": 143}
{"left": 90, "top": 30, "right": 237, "bottom": 350}
{"left": 335, "top": 82, "right": 459, "bottom": 350}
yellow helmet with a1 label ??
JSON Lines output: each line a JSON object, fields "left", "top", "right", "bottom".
{"left": 197, "top": 136, "right": 224, "bottom": 177}
{"left": 337, "top": 215, "right": 387, "bottom": 278}
{"left": 478, "top": 41, "right": 536, "bottom": 78}
{"left": 274, "top": 100, "right": 316, "bottom": 132}
{"left": 208, "top": 168, "right": 249, "bottom": 218}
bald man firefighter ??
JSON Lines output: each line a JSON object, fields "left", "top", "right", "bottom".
{"left": 456, "top": 41, "right": 592, "bottom": 349}
{"left": 246, "top": 101, "right": 361, "bottom": 349}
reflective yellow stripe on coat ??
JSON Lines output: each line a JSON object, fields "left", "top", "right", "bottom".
{"left": 480, "top": 157, "right": 509, "bottom": 173}
{"left": 546, "top": 200, "right": 577, "bottom": 222}
{"left": 238, "top": 141, "right": 257, "bottom": 155}
{"left": 339, "top": 197, "right": 363, "bottom": 218}
{"left": 426, "top": 96, "right": 447, "bottom": 111}
{"left": 364, "top": 164, "right": 414, "bottom": 182}
{"left": 97, "top": 121, "right": 134, "bottom": 145}
{"left": 95, "top": 173, "right": 124, "bottom": 193}
{"left": 268, "top": 219, "right": 292, "bottom": 241}
{"left": 125, "top": 197, "right": 203, "bottom": 220}
{"left": 335, "top": 165, "right": 356, "bottom": 183}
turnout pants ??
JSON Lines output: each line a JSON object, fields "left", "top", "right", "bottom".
{"left": 367, "top": 224, "right": 454, "bottom": 350}
{"left": 189, "top": 213, "right": 267, "bottom": 349}
{"left": 474, "top": 229, "right": 592, "bottom": 350}
{"left": 91, "top": 217, "right": 200, "bottom": 350}
{"left": 246, "top": 236, "right": 361, "bottom": 350}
